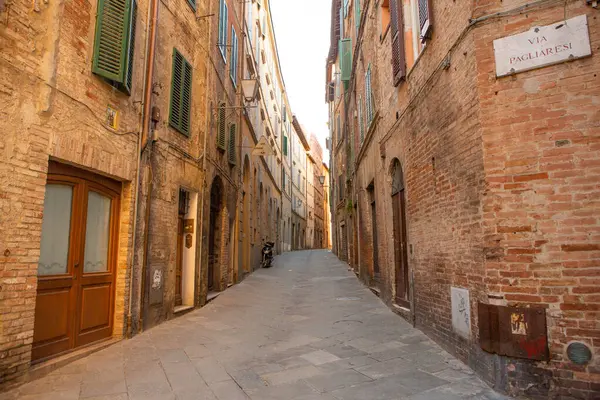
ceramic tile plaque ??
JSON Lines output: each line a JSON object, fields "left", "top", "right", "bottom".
{"left": 493, "top": 15, "right": 591, "bottom": 77}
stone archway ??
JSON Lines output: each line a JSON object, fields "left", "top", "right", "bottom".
{"left": 208, "top": 176, "right": 223, "bottom": 292}
{"left": 390, "top": 158, "right": 409, "bottom": 308}
{"left": 276, "top": 207, "right": 281, "bottom": 254}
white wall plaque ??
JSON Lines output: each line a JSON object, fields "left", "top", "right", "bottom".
{"left": 493, "top": 15, "right": 591, "bottom": 77}
{"left": 451, "top": 287, "right": 471, "bottom": 339}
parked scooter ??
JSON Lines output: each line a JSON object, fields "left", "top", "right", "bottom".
{"left": 262, "top": 241, "right": 275, "bottom": 268}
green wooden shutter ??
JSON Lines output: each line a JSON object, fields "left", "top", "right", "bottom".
{"left": 366, "top": 65, "right": 373, "bottom": 126}
{"left": 228, "top": 124, "right": 236, "bottom": 164}
{"left": 123, "top": 0, "right": 137, "bottom": 94}
{"left": 92, "top": 0, "right": 132, "bottom": 83}
{"left": 217, "top": 103, "right": 226, "bottom": 150}
{"left": 169, "top": 49, "right": 192, "bottom": 136}
{"left": 355, "top": 0, "right": 361, "bottom": 36}
{"left": 186, "top": 0, "right": 195, "bottom": 11}
{"left": 340, "top": 39, "right": 352, "bottom": 82}
{"left": 283, "top": 135, "right": 288, "bottom": 156}
{"left": 358, "top": 96, "right": 364, "bottom": 143}
{"left": 218, "top": 0, "right": 227, "bottom": 59}
{"left": 230, "top": 27, "right": 238, "bottom": 86}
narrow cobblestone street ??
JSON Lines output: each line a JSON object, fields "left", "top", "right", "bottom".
{"left": 3, "top": 251, "right": 511, "bottom": 400}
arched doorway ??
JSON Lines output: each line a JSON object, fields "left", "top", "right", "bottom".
{"left": 276, "top": 207, "right": 281, "bottom": 254}
{"left": 391, "top": 159, "right": 409, "bottom": 308}
{"left": 208, "top": 176, "right": 223, "bottom": 292}
{"left": 291, "top": 223, "right": 295, "bottom": 251}
{"left": 242, "top": 157, "right": 251, "bottom": 273}
{"left": 258, "top": 183, "right": 264, "bottom": 243}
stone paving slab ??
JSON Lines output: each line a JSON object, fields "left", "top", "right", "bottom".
{"left": 1, "top": 250, "right": 513, "bottom": 400}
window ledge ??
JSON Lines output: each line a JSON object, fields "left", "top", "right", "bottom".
{"left": 406, "top": 42, "right": 429, "bottom": 80}
{"left": 380, "top": 24, "right": 391, "bottom": 44}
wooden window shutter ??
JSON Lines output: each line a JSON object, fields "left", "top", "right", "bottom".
{"left": 283, "top": 135, "right": 288, "bottom": 156}
{"left": 230, "top": 27, "right": 238, "bottom": 85}
{"left": 228, "top": 124, "right": 237, "bottom": 164}
{"left": 186, "top": 0, "right": 195, "bottom": 11}
{"left": 92, "top": 0, "right": 132, "bottom": 83}
{"left": 418, "top": 0, "right": 433, "bottom": 42}
{"left": 218, "top": 0, "right": 228, "bottom": 59}
{"left": 123, "top": 0, "right": 137, "bottom": 94}
{"left": 217, "top": 102, "right": 226, "bottom": 150}
{"left": 365, "top": 65, "right": 373, "bottom": 126}
{"left": 355, "top": 0, "right": 361, "bottom": 37}
{"left": 390, "top": 0, "right": 406, "bottom": 86}
{"left": 169, "top": 49, "right": 192, "bottom": 136}
{"left": 340, "top": 39, "right": 352, "bottom": 82}
{"left": 358, "top": 96, "right": 364, "bottom": 143}
{"left": 339, "top": 5, "right": 344, "bottom": 37}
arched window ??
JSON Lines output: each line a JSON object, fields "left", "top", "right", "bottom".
{"left": 391, "top": 159, "right": 404, "bottom": 195}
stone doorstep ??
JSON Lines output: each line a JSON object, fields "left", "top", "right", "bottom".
{"left": 2, "top": 338, "right": 122, "bottom": 393}
{"left": 392, "top": 303, "right": 412, "bottom": 321}
{"left": 207, "top": 291, "right": 223, "bottom": 303}
{"left": 174, "top": 305, "right": 194, "bottom": 314}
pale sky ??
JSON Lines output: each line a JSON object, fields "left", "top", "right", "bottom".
{"left": 270, "top": 0, "right": 331, "bottom": 165}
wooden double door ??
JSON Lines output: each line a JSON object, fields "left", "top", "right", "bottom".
{"left": 33, "top": 162, "right": 120, "bottom": 362}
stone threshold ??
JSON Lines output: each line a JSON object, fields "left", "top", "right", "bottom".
{"left": 173, "top": 305, "right": 194, "bottom": 314}
{"left": 207, "top": 291, "right": 223, "bottom": 303}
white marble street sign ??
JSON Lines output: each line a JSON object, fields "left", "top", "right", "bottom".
{"left": 493, "top": 15, "right": 591, "bottom": 77}
{"left": 451, "top": 287, "right": 471, "bottom": 339}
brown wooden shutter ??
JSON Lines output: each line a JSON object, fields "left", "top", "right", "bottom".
{"left": 390, "top": 0, "right": 406, "bottom": 86}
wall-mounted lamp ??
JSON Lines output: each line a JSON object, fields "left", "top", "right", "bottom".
{"left": 318, "top": 176, "right": 326, "bottom": 185}
{"left": 241, "top": 78, "right": 259, "bottom": 102}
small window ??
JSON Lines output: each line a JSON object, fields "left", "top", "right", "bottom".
{"left": 381, "top": 0, "right": 391, "bottom": 36}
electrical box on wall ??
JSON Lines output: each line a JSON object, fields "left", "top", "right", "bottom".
{"left": 478, "top": 303, "right": 549, "bottom": 361}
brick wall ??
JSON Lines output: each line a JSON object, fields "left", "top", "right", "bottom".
{"left": 475, "top": 3, "right": 600, "bottom": 397}
{"left": 329, "top": 0, "right": 600, "bottom": 397}
{"left": 0, "top": 0, "right": 143, "bottom": 382}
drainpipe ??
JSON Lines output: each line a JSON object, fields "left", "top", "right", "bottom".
{"left": 127, "top": 0, "right": 159, "bottom": 338}
{"left": 129, "top": 0, "right": 159, "bottom": 335}
{"left": 197, "top": 0, "right": 214, "bottom": 300}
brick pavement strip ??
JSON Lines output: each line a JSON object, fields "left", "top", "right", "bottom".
{"left": 1, "top": 251, "right": 513, "bottom": 400}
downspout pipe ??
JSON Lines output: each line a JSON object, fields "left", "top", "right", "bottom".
{"left": 141, "top": 0, "right": 159, "bottom": 148}
{"left": 129, "top": 0, "right": 159, "bottom": 336}
{"left": 127, "top": 0, "right": 158, "bottom": 338}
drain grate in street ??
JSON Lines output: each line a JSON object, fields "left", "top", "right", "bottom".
{"left": 336, "top": 297, "right": 361, "bottom": 301}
